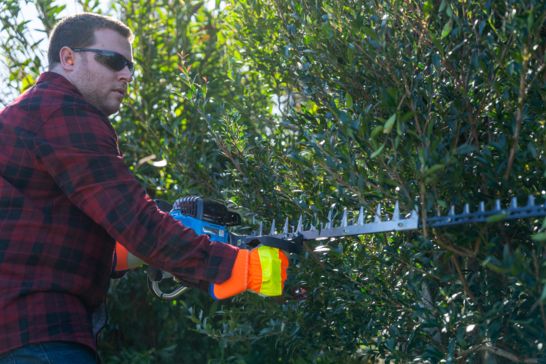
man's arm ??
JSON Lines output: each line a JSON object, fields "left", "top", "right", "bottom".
{"left": 33, "top": 104, "right": 237, "bottom": 284}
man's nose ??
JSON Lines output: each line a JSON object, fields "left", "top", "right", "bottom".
{"left": 118, "top": 66, "right": 133, "bottom": 83}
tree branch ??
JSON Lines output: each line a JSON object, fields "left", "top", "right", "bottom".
{"left": 504, "top": 45, "right": 529, "bottom": 180}
{"left": 450, "top": 255, "right": 477, "bottom": 304}
{"left": 457, "top": 343, "right": 539, "bottom": 363}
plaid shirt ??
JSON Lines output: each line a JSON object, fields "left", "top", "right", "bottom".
{"left": 0, "top": 72, "right": 238, "bottom": 355}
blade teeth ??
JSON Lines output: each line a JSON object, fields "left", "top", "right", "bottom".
{"left": 296, "top": 215, "right": 303, "bottom": 233}
{"left": 270, "top": 219, "right": 276, "bottom": 235}
{"left": 392, "top": 201, "right": 400, "bottom": 221}
{"left": 311, "top": 214, "right": 317, "bottom": 231}
{"left": 341, "top": 208, "right": 348, "bottom": 227}
{"left": 259, "top": 196, "right": 545, "bottom": 236}
{"left": 358, "top": 207, "right": 364, "bottom": 225}
{"left": 327, "top": 208, "right": 333, "bottom": 229}
{"left": 374, "top": 204, "right": 382, "bottom": 222}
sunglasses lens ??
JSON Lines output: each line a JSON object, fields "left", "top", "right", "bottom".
{"left": 95, "top": 53, "right": 133, "bottom": 73}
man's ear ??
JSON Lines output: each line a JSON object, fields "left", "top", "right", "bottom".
{"left": 59, "top": 47, "right": 75, "bottom": 69}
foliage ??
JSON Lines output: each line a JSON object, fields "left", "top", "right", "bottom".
{"left": 1, "top": 0, "right": 545, "bottom": 362}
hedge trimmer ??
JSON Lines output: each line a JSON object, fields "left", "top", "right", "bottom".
{"left": 148, "top": 194, "right": 546, "bottom": 300}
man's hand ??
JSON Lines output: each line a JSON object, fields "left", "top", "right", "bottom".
{"left": 210, "top": 245, "right": 289, "bottom": 300}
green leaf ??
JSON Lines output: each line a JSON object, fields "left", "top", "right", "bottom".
{"left": 441, "top": 19, "right": 453, "bottom": 39}
{"left": 424, "top": 164, "right": 445, "bottom": 176}
{"left": 345, "top": 92, "right": 353, "bottom": 108}
{"left": 383, "top": 113, "right": 396, "bottom": 134}
{"left": 423, "top": 1, "right": 433, "bottom": 17}
{"left": 486, "top": 213, "right": 507, "bottom": 223}
{"left": 371, "top": 125, "right": 384, "bottom": 138}
{"left": 21, "top": 73, "right": 36, "bottom": 92}
{"left": 456, "top": 144, "right": 477, "bottom": 155}
{"left": 371, "top": 144, "right": 385, "bottom": 158}
{"left": 483, "top": 256, "right": 509, "bottom": 274}
{"left": 541, "top": 285, "right": 546, "bottom": 301}
{"left": 531, "top": 232, "right": 546, "bottom": 242}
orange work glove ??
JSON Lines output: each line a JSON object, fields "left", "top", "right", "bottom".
{"left": 210, "top": 245, "right": 289, "bottom": 300}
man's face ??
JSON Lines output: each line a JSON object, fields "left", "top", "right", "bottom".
{"left": 71, "top": 28, "right": 133, "bottom": 116}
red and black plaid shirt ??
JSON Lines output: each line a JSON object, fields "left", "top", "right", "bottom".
{"left": 0, "top": 72, "right": 238, "bottom": 355}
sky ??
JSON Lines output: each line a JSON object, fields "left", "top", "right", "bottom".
{"left": 20, "top": 0, "right": 111, "bottom": 57}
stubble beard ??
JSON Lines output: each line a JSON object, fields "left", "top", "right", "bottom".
{"left": 80, "top": 69, "right": 121, "bottom": 116}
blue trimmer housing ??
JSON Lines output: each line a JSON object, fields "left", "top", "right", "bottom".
{"left": 168, "top": 196, "right": 241, "bottom": 243}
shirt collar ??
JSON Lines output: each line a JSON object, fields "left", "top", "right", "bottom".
{"left": 37, "top": 72, "right": 84, "bottom": 97}
{"left": 36, "top": 72, "right": 111, "bottom": 118}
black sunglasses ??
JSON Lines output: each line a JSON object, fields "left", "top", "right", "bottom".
{"left": 72, "top": 48, "right": 134, "bottom": 75}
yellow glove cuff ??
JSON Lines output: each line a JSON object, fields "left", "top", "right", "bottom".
{"left": 210, "top": 246, "right": 288, "bottom": 300}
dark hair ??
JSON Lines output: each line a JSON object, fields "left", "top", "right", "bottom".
{"left": 47, "top": 13, "right": 133, "bottom": 70}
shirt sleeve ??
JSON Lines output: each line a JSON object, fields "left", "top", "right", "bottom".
{"left": 33, "top": 101, "right": 237, "bottom": 284}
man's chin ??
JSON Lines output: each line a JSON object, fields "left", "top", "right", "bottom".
{"left": 102, "top": 103, "right": 121, "bottom": 116}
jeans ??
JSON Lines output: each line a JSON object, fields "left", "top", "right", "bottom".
{"left": 0, "top": 342, "right": 98, "bottom": 364}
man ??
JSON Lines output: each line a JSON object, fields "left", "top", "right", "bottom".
{"left": 0, "top": 13, "right": 287, "bottom": 363}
